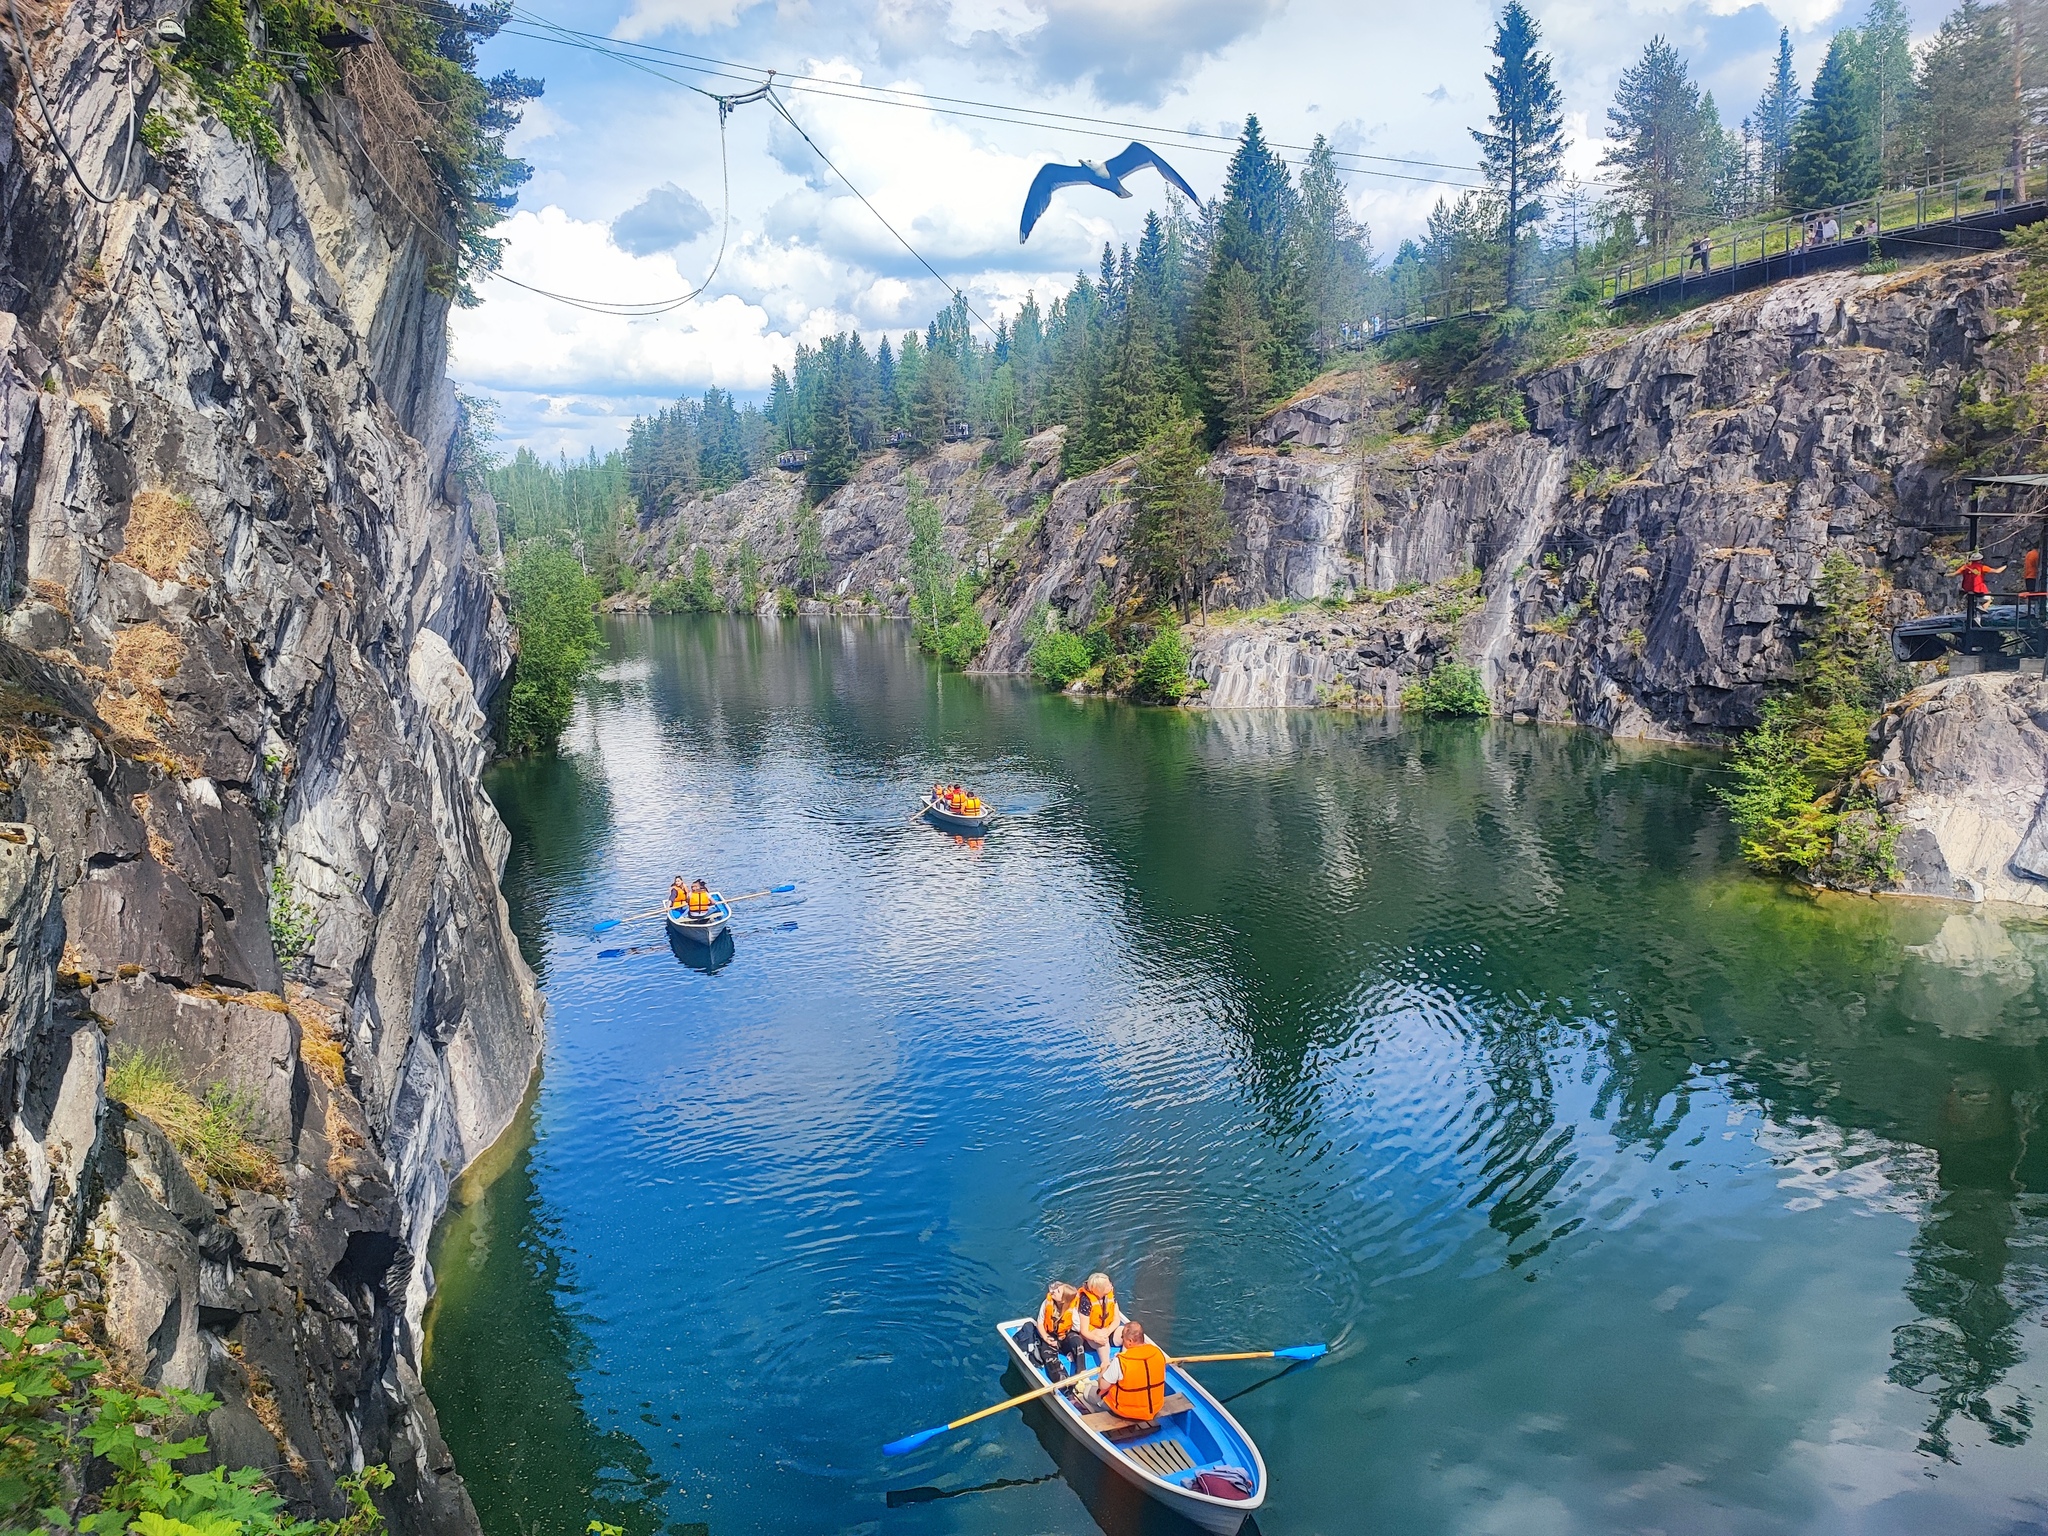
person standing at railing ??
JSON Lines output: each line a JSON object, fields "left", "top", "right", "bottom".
{"left": 1687, "top": 236, "right": 1710, "bottom": 275}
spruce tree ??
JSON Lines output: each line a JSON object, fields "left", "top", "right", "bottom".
{"left": 1200, "top": 263, "right": 1274, "bottom": 445}
{"left": 1472, "top": 0, "right": 1567, "bottom": 309}
{"left": 1294, "top": 138, "right": 1372, "bottom": 354}
{"left": 1754, "top": 29, "right": 1801, "bottom": 204}
{"left": 1785, "top": 32, "right": 1878, "bottom": 209}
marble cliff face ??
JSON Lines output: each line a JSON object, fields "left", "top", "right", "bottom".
{"left": 1, "top": 3, "right": 539, "bottom": 1529}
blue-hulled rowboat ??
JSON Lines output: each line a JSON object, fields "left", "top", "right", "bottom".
{"left": 996, "top": 1319, "right": 1266, "bottom": 1534}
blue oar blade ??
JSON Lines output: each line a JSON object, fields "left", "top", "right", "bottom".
{"left": 1274, "top": 1343, "right": 1327, "bottom": 1361}
{"left": 597, "top": 947, "right": 627, "bottom": 959}
{"left": 772, "top": 883, "right": 796, "bottom": 893}
{"left": 591, "top": 918, "right": 622, "bottom": 935}
{"left": 882, "top": 1425, "right": 946, "bottom": 1456}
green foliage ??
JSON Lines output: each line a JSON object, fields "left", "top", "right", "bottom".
{"left": 1130, "top": 627, "right": 1195, "bottom": 703}
{"left": 793, "top": 505, "right": 828, "bottom": 595}
{"left": 649, "top": 549, "right": 722, "bottom": 614}
{"left": 168, "top": 2, "right": 538, "bottom": 301}
{"left": 137, "top": 111, "right": 179, "bottom": 157}
{"left": 0, "top": 1291, "right": 394, "bottom": 1536}
{"left": 1029, "top": 623, "right": 1091, "bottom": 689}
{"left": 502, "top": 543, "right": 602, "bottom": 754}
{"left": 1473, "top": 1, "right": 1567, "bottom": 307}
{"left": 1400, "top": 661, "right": 1491, "bottom": 716}
{"left": 1717, "top": 552, "right": 1900, "bottom": 877}
{"left": 904, "top": 478, "right": 987, "bottom": 668}
{"left": 1131, "top": 411, "right": 1231, "bottom": 616}
{"left": 1599, "top": 35, "right": 1728, "bottom": 246}
{"left": 266, "top": 865, "right": 317, "bottom": 971}
{"left": 486, "top": 445, "right": 632, "bottom": 546}
{"left": 450, "top": 392, "right": 500, "bottom": 494}
{"left": 1784, "top": 32, "right": 1877, "bottom": 209}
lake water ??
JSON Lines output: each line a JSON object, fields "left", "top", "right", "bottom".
{"left": 426, "top": 614, "right": 2048, "bottom": 1536}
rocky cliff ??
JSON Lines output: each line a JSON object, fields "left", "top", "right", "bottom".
{"left": 624, "top": 252, "right": 2047, "bottom": 908}
{"left": 1, "top": 3, "right": 539, "bottom": 1530}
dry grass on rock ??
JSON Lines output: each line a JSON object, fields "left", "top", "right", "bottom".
{"left": 115, "top": 489, "right": 207, "bottom": 582}
{"left": 106, "top": 1046, "right": 282, "bottom": 1194}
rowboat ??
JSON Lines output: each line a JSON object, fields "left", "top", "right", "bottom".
{"left": 921, "top": 794, "right": 994, "bottom": 834}
{"left": 996, "top": 1319, "right": 1266, "bottom": 1534}
{"left": 665, "top": 894, "right": 730, "bottom": 945}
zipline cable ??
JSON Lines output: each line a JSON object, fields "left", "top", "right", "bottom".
{"left": 7, "top": 0, "right": 134, "bottom": 206}
{"left": 503, "top": 5, "right": 1491, "bottom": 180}
{"left": 763, "top": 83, "right": 997, "bottom": 339}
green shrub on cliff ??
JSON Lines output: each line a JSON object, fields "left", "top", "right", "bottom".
{"left": 1401, "top": 661, "right": 1490, "bottom": 717}
{"left": 649, "top": 550, "right": 722, "bottom": 614}
{"left": 1030, "top": 625, "right": 1091, "bottom": 689}
{"left": 1131, "top": 627, "right": 1196, "bottom": 703}
{"left": 1717, "top": 552, "right": 1901, "bottom": 878}
{"left": 0, "top": 1291, "right": 393, "bottom": 1535}
{"left": 503, "top": 543, "right": 602, "bottom": 754}
{"left": 107, "top": 1048, "right": 281, "bottom": 1194}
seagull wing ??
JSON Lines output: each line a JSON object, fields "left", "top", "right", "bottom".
{"left": 1021, "top": 160, "right": 1101, "bottom": 242}
{"left": 1103, "top": 142, "right": 1201, "bottom": 207}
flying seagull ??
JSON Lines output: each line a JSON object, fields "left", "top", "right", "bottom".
{"left": 1019, "top": 142, "right": 1201, "bottom": 242}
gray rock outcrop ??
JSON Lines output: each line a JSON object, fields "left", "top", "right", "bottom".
{"left": 0, "top": 4, "right": 540, "bottom": 1531}
{"left": 1852, "top": 673, "right": 2048, "bottom": 908}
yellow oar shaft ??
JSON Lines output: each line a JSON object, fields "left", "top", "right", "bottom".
{"left": 944, "top": 1362, "right": 1106, "bottom": 1432}
{"left": 1168, "top": 1350, "right": 1277, "bottom": 1365}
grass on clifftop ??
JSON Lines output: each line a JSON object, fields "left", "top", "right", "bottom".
{"left": 107, "top": 1047, "right": 281, "bottom": 1194}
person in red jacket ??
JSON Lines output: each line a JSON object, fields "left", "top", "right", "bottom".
{"left": 1956, "top": 552, "right": 2006, "bottom": 625}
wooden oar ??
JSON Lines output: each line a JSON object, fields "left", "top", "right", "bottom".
{"left": 880, "top": 1342, "right": 1327, "bottom": 1456}
{"left": 883, "top": 1363, "right": 1108, "bottom": 1456}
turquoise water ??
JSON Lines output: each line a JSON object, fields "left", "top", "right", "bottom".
{"left": 427, "top": 615, "right": 2048, "bottom": 1536}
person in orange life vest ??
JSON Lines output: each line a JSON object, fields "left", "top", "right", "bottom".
{"left": 1956, "top": 552, "right": 2006, "bottom": 625}
{"left": 1073, "top": 1271, "right": 1125, "bottom": 1362}
{"left": 1021, "top": 1281, "right": 1087, "bottom": 1380}
{"left": 668, "top": 875, "right": 687, "bottom": 911}
{"left": 2026, "top": 547, "right": 2041, "bottom": 588}
{"left": 1083, "top": 1319, "right": 1169, "bottom": 1422}
{"left": 685, "top": 879, "right": 715, "bottom": 918}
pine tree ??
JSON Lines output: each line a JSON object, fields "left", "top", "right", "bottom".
{"left": 1755, "top": 28, "right": 1802, "bottom": 204}
{"left": 1786, "top": 31, "right": 1878, "bottom": 209}
{"left": 1472, "top": 0, "right": 1567, "bottom": 308}
{"left": 1912, "top": 0, "right": 2010, "bottom": 180}
{"left": 1600, "top": 36, "right": 1720, "bottom": 246}
{"left": 1856, "top": 0, "right": 1913, "bottom": 185}
{"left": 1131, "top": 407, "right": 1230, "bottom": 618}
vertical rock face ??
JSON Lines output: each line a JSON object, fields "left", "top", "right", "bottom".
{"left": 0, "top": 4, "right": 540, "bottom": 1531}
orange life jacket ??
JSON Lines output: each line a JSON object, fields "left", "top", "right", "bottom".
{"left": 1080, "top": 1285, "right": 1115, "bottom": 1331}
{"left": 1102, "top": 1341, "right": 1167, "bottom": 1421}
{"left": 686, "top": 888, "right": 713, "bottom": 916}
{"left": 1039, "top": 1292, "right": 1076, "bottom": 1339}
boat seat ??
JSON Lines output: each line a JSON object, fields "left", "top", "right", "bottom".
{"left": 1076, "top": 1394, "right": 1193, "bottom": 1436}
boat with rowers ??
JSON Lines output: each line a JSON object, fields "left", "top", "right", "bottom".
{"left": 995, "top": 1318, "right": 1266, "bottom": 1534}
{"left": 922, "top": 782, "right": 994, "bottom": 834}
{"left": 665, "top": 888, "right": 730, "bottom": 945}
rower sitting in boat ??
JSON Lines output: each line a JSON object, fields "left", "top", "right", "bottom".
{"left": 1020, "top": 1281, "right": 1087, "bottom": 1380}
{"left": 1082, "top": 1319, "right": 1169, "bottom": 1423}
{"left": 1075, "top": 1271, "right": 1124, "bottom": 1360}
{"left": 684, "top": 880, "right": 716, "bottom": 918}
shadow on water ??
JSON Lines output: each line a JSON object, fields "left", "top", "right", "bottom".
{"left": 423, "top": 1093, "right": 700, "bottom": 1536}
{"left": 667, "top": 927, "right": 736, "bottom": 973}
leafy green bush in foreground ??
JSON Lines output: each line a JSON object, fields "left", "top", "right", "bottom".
{"left": 0, "top": 1290, "right": 391, "bottom": 1536}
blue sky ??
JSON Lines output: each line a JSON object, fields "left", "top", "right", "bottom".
{"left": 450, "top": 0, "right": 1954, "bottom": 457}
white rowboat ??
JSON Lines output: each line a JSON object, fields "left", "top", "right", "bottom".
{"left": 996, "top": 1318, "right": 1267, "bottom": 1534}
{"left": 665, "top": 894, "right": 730, "bottom": 945}
{"left": 922, "top": 794, "right": 994, "bottom": 833}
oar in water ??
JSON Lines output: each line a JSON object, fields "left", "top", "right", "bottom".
{"left": 597, "top": 920, "right": 798, "bottom": 958}
{"left": 592, "top": 884, "right": 794, "bottom": 934}
{"left": 881, "top": 1343, "right": 1327, "bottom": 1456}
